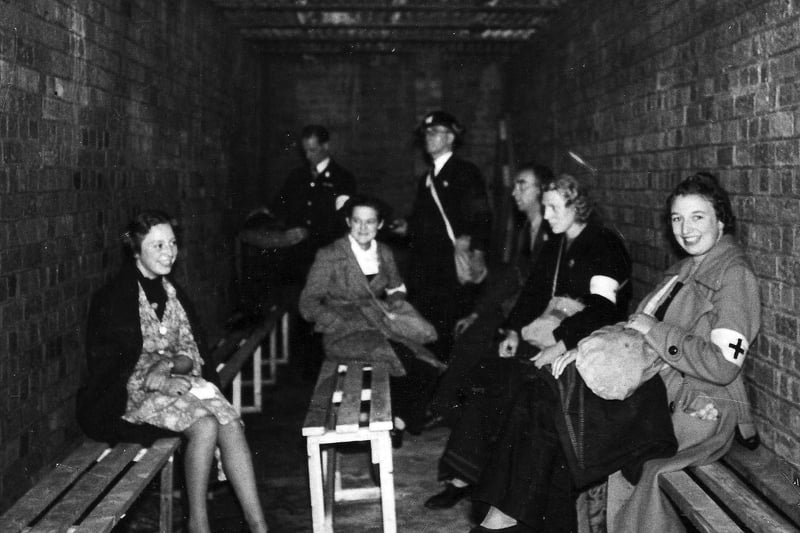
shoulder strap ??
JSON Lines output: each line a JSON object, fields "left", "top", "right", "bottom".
{"left": 551, "top": 236, "right": 565, "bottom": 298}
{"left": 427, "top": 173, "right": 457, "bottom": 245}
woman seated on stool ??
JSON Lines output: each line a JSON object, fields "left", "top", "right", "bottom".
{"left": 472, "top": 173, "right": 760, "bottom": 532}
{"left": 299, "top": 195, "right": 443, "bottom": 445}
{"left": 77, "top": 210, "right": 268, "bottom": 533}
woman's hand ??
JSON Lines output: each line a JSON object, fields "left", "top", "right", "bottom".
{"left": 285, "top": 227, "right": 308, "bottom": 245}
{"left": 388, "top": 218, "right": 408, "bottom": 236}
{"left": 498, "top": 330, "right": 519, "bottom": 358}
{"left": 531, "top": 340, "right": 567, "bottom": 369}
{"left": 551, "top": 350, "right": 577, "bottom": 379}
{"left": 144, "top": 359, "right": 172, "bottom": 391}
{"left": 625, "top": 313, "right": 657, "bottom": 335}
{"left": 161, "top": 376, "right": 192, "bottom": 396}
{"left": 171, "top": 354, "right": 194, "bottom": 375}
{"left": 454, "top": 313, "right": 479, "bottom": 337}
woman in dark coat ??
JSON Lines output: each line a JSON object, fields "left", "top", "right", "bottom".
{"left": 469, "top": 175, "right": 680, "bottom": 533}
{"left": 77, "top": 211, "right": 267, "bottom": 533}
{"left": 427, "top": 174, "right": 636, "bottom": 514}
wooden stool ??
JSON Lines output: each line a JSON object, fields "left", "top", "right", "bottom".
{"left": 302, "top": 361, "right": 396, "bottom": 533}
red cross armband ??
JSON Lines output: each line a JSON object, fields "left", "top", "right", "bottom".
{"left": 710, "top": 328, "right": 748, "bottom": 367}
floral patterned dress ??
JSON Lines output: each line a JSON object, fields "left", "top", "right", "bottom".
{"left": 122, "top": 278, "right": 239, "bottom": 431}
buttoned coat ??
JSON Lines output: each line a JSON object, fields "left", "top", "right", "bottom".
{"left": 272, "top": 159, "right": 357, "bottom": 282}
{"left": 273, "top": 159, "right": 356, "bottom": 247}
{"left": 299, "top": 236, "right": 437, "bottom": 376}
{"left": 609, "top": 234, "right": 761, "bottom": 533}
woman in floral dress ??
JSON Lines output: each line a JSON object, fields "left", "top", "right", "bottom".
{"left": 77, "top": 211, "right": 267, "bottom": 533}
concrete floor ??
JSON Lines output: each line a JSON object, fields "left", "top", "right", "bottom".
{"left": 117, "top": 359, "right": 476, "bottom": 533}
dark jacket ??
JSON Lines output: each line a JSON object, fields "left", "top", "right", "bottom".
{"left": 76, "top": 262, "right": 219, "bottom": 445}
{"left": 407, "top": 155, "right": 491, "bottom": 286}
{"left": 273, "top": 159, "right": 356, "bottom": 249}
{"left": 506, "top": 222, "right": 632, "bottom": 350}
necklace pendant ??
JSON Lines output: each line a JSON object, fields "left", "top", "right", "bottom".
{"left": 159, "top": 325, "right": 168, "bottom": 335}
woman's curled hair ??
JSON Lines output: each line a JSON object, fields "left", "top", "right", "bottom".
{"left": 543, "top": 174, "right": 595, "bottom": 223}
{"left": 122, "top": 210, "right": 175, "bottom": 256}
{"left": 667, "top": 172, "right": 735, "bottom": 234}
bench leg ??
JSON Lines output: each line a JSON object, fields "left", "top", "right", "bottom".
{"left": 323, "top": 447, "right": 336, "bottom": 531}
{"left": 252, "top": 345, "right": 263, "bottom": 410}
{"left": 281, "top": 312, "right": 290, "bottom": 363}
{"left": 374, "top": 433, "right": 397, "bottom": 533}
{"left": 159, "top": 453, "right": 174, "bottom": 533}
{"left": 306, "top": 438, "right": 331, "bottom": 533}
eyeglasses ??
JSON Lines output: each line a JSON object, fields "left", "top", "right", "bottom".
{"left": 424, "top": 127, "right": 451, "bottom": 137}
{"left": 513, "top": 179, "right": 536, "bottom": 191}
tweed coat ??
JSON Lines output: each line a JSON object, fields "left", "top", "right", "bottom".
{"left": 299, "top": 236, "right": 437, "bottom": 376}
{"left": 608, "top": 234, "right": 761, "bottom": 532}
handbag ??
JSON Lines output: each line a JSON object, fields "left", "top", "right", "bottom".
{"left": 427, "top": 174, "right": 488, "bottom": 285}
{"left": 521, "top": 238, "right": 585, "bottom": 348}
{"left": 362, "top": 280, "right": 438, "bottom": 345}
{"left": 575, "top": 324, "right": 662, "bottom": 400}
{"left": 380, "top": 300, "right": 438, "bottom": 345}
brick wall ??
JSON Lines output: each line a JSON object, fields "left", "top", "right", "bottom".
{"left": 257, "top": 49, "right": 506, "bottom": 221}
{"left": 507, "top": 0, "right": 800, "bottom": 465}
{"left": 0, "top": 0, "right": 259, "bottom": 508}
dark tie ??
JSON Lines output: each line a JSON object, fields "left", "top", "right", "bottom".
{"left": 653, "top": 281, "right": 684, "bottom": 321}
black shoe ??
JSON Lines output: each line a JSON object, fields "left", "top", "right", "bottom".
{"left": 424, "top": 482, "right": 471, "bottom": 509}
{"left": 735, "top": 427, "right": 760, "bottom": 450}
{"left": 390, "top": 428, "right": 404, "bottom": 449}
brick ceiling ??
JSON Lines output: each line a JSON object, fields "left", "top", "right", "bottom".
{"left": 208, "top": 0, "right": 568, "bottom": 51}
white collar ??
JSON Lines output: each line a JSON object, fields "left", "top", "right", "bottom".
{"left": 348, "top": 235, "right": 379, "bottom": 275}
{"left": 432, "top": 151, "right": 453, "bottom": 176}
{"left": 315, "top": 157, "right": 331, "bottom": 175}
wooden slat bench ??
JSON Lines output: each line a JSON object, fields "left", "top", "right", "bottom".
{"left": 302, "top": 360, "right": 396, "bottom": 533}
{"left": 213, "top": 304, "right": 290, "bottom": 413}
{"left": 659, "top": 441, "right": 800, "bottom": 533}
{"left": 0, "top": 307, "right": 287, "bottom": 533}
{"left": 0, "top": 438, "right": 181, "bottom": 533}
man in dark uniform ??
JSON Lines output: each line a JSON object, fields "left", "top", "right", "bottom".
{"left": 392, "top": 111, "right": 492, "bottom": 364}
{"left": 272, "top": 124, "right": 357, "bottom": 284}
{"left": 271, "top": 125, "right": 357, "bottom": 378}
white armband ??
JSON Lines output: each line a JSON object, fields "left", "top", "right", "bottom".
{"left": 710, "top": 328, "right": 748, "bottom": 367}
{"left": 589, "top": 275, "right": 620, "bottom": 304}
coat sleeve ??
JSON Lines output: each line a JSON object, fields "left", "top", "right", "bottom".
{"left": 505, "top": 260, "right": 551, "bottom": 332}
{"left": 379, "top": 244, "right": 405, "bottom": 293}
{"left": 553, "top": 230, "right": 632, "bottom": 350}
{"left": 78, "top": 282, "right": 143, "bottom": 439}
{"left": 461, "top": 163, "right": 492, "bottom": 252}
{"left": 299, "top": 248, "right": 344, "bottom": 331}
{"left": 472, "top": 263, "right": 524, "bottom": 319}
{"left": 645, "top": 261, "right": 761, "bottom": 385}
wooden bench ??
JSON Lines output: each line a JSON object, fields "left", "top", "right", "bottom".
{"left": 213, "top": 304, "right": 290, "bottom": 413}
{"left": 302, "top": 361, "right": 396, "bottom": 533}
{"left": 659, "top": 441, "right": 800, "bottom": 533}
{"left": 0, "top": 308, "right": 287, "bottom": 533}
